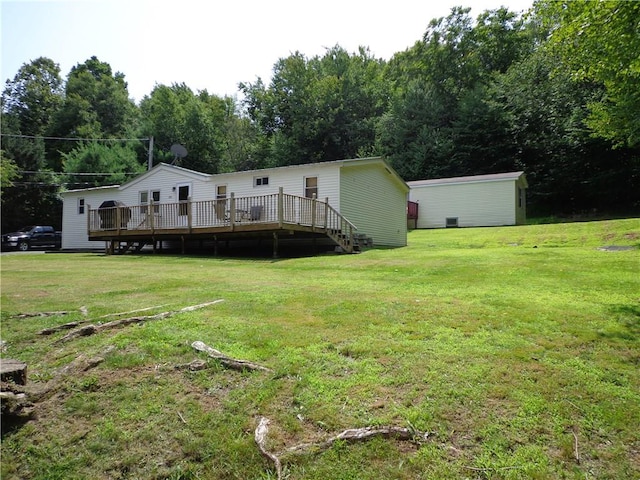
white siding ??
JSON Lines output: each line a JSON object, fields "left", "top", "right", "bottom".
{"left": 211, "top": 163, "right": 342, "bottom": 206}
{"left": 61, "top": 187, "right": 119, "bottom": 249}
{"left": 119, "top": 165, "right": 211, "bottom": 204}
{"left": 340, "top": 164, "right": 408, "bottom": 246}
{"left": 61, "top": 159, "right": 408, "bottom": 249}
{"left": 410, "top": 179, "right": 518, "bottom": 228}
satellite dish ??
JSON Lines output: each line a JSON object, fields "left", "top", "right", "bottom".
{"left": 170, "top": 144, "right": 187, "bottom": 164}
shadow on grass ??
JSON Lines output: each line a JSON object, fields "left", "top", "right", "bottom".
{"left": 601, "top": 304, "right": 640, "bottom": 341}
{"left": 1, "top": 413, "right": 32, "bottom": 438}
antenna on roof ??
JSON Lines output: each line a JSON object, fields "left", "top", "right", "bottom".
{"left": 170, "top": 144, "right": 187, "bottom": 165}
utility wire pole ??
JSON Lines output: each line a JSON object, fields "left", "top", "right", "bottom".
{"left": 148, "top": 136, "right": 154, "bottom": 171}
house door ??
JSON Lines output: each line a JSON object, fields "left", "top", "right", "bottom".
{"left": 177, "top": 183, "right": 191, "bottom": 222}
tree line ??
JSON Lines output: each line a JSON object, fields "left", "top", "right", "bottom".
{"left": 2, "top": 1, "right": 638, "bottom": 232}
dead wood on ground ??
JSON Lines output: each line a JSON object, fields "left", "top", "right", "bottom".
{"left": 191, "top": 341, "right": 272, "bottom": 373}
{"left": 53, "top": 300, "right": 224, "bottom": 344}
{"left": 39, "top": 305, "right": 170, "bottom": 335}
{"left": 254, "top": 416, "right": 430, "bottom": 480}
{"left": 11, "top": 311, "right": 71, "bottom": 319}
{"left": 255, "top": 417, "right": 283, "bottom": 479}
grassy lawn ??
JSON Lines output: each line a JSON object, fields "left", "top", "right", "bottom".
{"left": 1, "top": 218, "right": 638, "bottom": 479}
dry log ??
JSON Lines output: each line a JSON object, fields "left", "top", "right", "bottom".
{"left": 255, "top": 417, "right": 283, "bottom": 480}
{"left": 39, "top": 321, "right": 82, "bottom": 335}
{"left": 254, "top": 417, "right": 430, "bottom": 479}
{"left": 53, "top": 300, "right": 224, "bottom": 344}
{"left": 40, "top": 305, "right": 169, "bottom": 335}
{"left": 285, "top": 425, "right": 429, "bottom": 454}
{"left": 11, "top": 311, "right": 70, "bottom": 319}
{"left": 98, "top": 305, "right": 168, "bottom": 319}
{"left": 191, "top": 341, "right": 272, "bottom": 372}
{"left": 175, "top": 359, "right": 208, "bottom": 371}
{"left": 0, "top": 390, "right": 34, "bottom": 418}
{"left": 0, "top": 358, "right": 27, "bottom": 385}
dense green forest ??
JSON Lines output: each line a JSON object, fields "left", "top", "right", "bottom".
{"left": 1, "top": 1, "right": 638, "bottom": 232}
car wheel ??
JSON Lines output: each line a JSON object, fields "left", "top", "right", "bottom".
{"left": 18, "top": 241, "right": 29, "bottom": 251}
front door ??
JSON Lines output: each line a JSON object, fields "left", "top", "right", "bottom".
{"left": 177, "top": 183, "right": 190, "bottom": 216}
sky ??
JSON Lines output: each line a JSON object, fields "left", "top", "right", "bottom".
{"left": 2, "top": 0, "right": 533, "bottom": 104}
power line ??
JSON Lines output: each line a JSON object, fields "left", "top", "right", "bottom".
{"left": 9, "top": 182, "right": 100, "bottom": 187}
{"left": 19, "top": 170, "right": 140, "bottom": 176}
{"left": 1, "top": 133, "right": 149, "bottom": 142}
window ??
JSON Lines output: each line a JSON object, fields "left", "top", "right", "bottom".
{"left": 140, "top": 191, "right": 149, "bottom": 214}
{"left": 518, "top": 187, "right": 525, "bottom": 208}
{"left": 304, "top": 177, "right": 318, "bottom": 198}
{"left": 151, "top": 190, "right": 160, "bottom": 213}
{"left": 78, "top": 198, "right": 85, "bottom": 215}
{"left": 216, "top": 185, "right": 227, "bottom": 199}
{"left": 254, "top": 176, "right": 269, "bottom": 187}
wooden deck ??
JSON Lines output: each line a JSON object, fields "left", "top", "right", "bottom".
{"left": 88, "top": 188, "right": 359, "bottom": 255}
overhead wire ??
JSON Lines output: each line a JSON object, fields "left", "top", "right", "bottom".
{"left": 1, "top": 133, "right": 149, "bottom": 142}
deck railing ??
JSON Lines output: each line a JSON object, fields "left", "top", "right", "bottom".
{"left": 88, "top": 188, "right": 357, "bottom": 251}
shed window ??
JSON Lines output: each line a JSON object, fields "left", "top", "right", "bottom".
{"left": 254, "top": 176, "right": 269, "bottom": 187}
{"left": 446, "top": 217, "right": 459, "bottom": 228}
{"left": 304, "top": 176, "right": 318, "bottom": 198}
{"left": 78, "top": 198, "right": 85, "bottom": 215}
{"left": 518, "top": 187, "right": 525, "bottom": 208}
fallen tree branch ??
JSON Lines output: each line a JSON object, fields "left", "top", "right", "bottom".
{"left": 11, "top": 311, "right": 71, "bottom": 319}
{"left": 191, "top": 341, "right": 272, "bottom": 373}
{"left": 255, "top": 417, "right": 283, "bottom": 480}
{"left": 40, "top": 321, "right": 84, "bottom": 335}
{"left": 98, "top": 305, "right": 169, "bottom": 319}
{"left": 53, "top": 300, "right": 224, "bottom": 344}
{"left": 254, "top": 416, "right": 430, "bottom": 479}
{"left": 284, "top": 425, "right": 429, "bottom": 454}
{"left": 40, "top": 305, "right": 170, "bottom": 335}
{"left": 175, "top": 359, "right": 208, "bottom": 371}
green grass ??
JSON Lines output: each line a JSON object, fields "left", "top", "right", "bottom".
{"left": 1, "top": 218, "right": 639, "bottom": 479}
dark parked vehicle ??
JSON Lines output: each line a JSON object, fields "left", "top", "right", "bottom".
{"left": 1, "top": 226, "right": 62, "bottom": 251}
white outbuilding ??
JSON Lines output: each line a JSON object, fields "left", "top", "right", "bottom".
{"left": 407, "top": 171, "right": 528, "bottom": 228}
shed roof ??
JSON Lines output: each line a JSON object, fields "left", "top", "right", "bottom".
{"left": 408, "top": 171, "right": 526, "bottom": 188}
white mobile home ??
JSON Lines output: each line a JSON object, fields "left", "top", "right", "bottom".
{"left": 61, "top": 157, "right": 409, "bottom": 253}
{"left": 407, "top": 171, "right": 527, "bottom": 228}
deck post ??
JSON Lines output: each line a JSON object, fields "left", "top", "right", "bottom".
{"left": 230, "top": 193, "right": 236, "bottom": 231}
{"left": 181, "top": 235, "right": 185, "bottom": 254}
{"left": 150, "top": 199, "right": 155, "bottom": 233}
{"left": 213, "top": 235, "right": 218, "bottom": 256}
{"left": 278, "top": 187, "right": 284, "bottom": 228}
{"left": 87, "top": 204, "right": 91, "bottom": 236}
{"left": 187, "top": 197, "right": 193, "bottom": 233}
{"left": 272, "top": 232, "right": 279, "bottom": 259}
{"left": 116, "top": 207, "right": 122, "bottom": 236}
{"left": 324, "top": 197, "right": 329, "bottom": 229}
{"left": 311, "top": 194, "right": 317, "bottom": 232}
